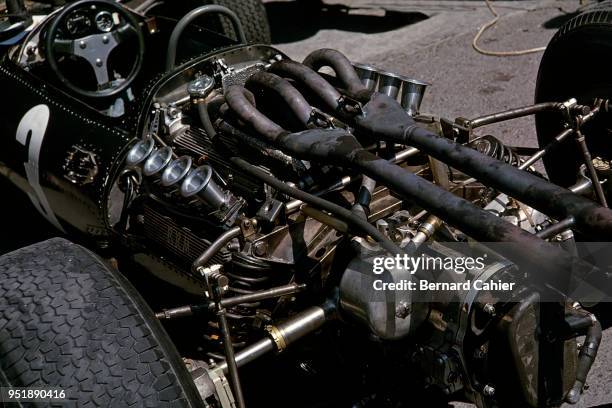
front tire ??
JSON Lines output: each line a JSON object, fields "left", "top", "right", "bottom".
{"left": 0, "top": 238, "right": 203, "bottom": 407}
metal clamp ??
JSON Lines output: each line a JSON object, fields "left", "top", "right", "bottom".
{"left": 264, "top": 325, "right": 288, "bottom": 353}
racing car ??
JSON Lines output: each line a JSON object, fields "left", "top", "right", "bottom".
{"left": 0, "top": 0, "right": 610, "bottom": 407}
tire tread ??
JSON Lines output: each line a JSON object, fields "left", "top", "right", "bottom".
{"left": 0, "top": 238, "right": 202, "bottom": 407}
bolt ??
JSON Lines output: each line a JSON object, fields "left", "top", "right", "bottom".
{"left": 102, "top": 35, "right": 109, "bottom": 44}
{"left": 168, "top": 108, "right": 179, "bottom": 118}
{"left": 593, "top": 157, "right": 611, "bottom": 172}
{"left": 483, "top": 303, "right": 496, "bottom": 316}
{"left": 482, "top": 384, "right": 495, "bottom": 397}
{"left": 79, "top": 41, "right": 86, "bottom": 49}
{"left": 395, "top": 301, "right": 411, "bottom": 319}
{"left": 474, "top": 344, "right": 488, "bottom": 359}
{"left": 202, "top": 264, "right": 229, "bottom": 289}
{"left": 253, "top": 241, "right": 268, "bottom": 257}
{"left": 95, "top": 58, "right": 103, "bottom": 67}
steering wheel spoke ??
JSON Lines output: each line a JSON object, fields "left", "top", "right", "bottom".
{"left": 71, "top": 32, "right": 119, "bottom": 86}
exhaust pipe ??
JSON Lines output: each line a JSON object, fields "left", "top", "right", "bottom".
{"left": 280, "top": 50, "right": 612, "bottom": 238}
{"left": 400, "top": 78, "right": 429, "bottom": 116}
{"left": 223, "top": 83, "right": 610, "bottom": 302}
{"left": 353, "top": 91, "right": 612, "bottom": 239}
{"left": 267, "top": 54, "right": 612, "bottom": 238}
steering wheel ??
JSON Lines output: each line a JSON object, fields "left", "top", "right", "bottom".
{"left": 45, "top": 0, "right": 145, "bottom": 99}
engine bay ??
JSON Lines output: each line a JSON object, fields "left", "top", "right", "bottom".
{"left": 1, "top": 2, "right": 611, "bottom": 407}
{"left": 113, "top": 43, "right": 610, "bottom": 407}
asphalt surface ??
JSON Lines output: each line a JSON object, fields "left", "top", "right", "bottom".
{"left": 265, "top": 0, "right": 611, "bottom": 407}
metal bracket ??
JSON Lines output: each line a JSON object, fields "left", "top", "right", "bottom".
{"left": 338, "top": 95, "right": 363, "bottom": 116}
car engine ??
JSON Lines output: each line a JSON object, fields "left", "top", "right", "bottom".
{"left": 109, "top": 43, "right": 610, "bottom": 407}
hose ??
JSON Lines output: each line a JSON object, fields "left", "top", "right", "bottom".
{"left": 246, "top": 71, "right": 313, "bottom": 127}
{"left": 230, "top": 157, "right": 403, "bottom": 255}
{"left": 565, "top": 310, "right": 602, "bottom": 404}
{"left": 197, "top": 101, "right": 217, "bottom": 139}
{"left": 191, "top": 226, "right": 241, "bottom": 273}
{"left": 352, "top": 176, "right": 376, "bottom": 219}
{"left": 472, "top": 0, "right": 546, "bottom": 57}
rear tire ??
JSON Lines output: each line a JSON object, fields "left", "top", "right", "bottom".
{"left": 535, "top": 6, "right": 612, "bottom": 186}
{"left": 207, "top": 0, "right": 271, "bottom": 44}
{"left": 0, "top": 238, "right": 204, "bottom": 407}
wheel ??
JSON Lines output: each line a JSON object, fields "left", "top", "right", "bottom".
{"left": 135, "top": 0, "right": 270, "bottom": 44}
{"left": 535, "top": 5, "right": 612, "bottom": 187}
{"left": 535, "top": 8, "right": 612, "bottom": 328}
{"left": 206, "top": 0, "right": 271, "bottom": 44}
{"left": 0, "top": 238, "right": 204, "bottom": 407}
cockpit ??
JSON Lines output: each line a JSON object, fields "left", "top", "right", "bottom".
{"left": 2, "top": 0, "right": 245, "bottom": 117}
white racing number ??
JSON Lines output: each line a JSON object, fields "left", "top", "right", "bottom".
{"left": 15, "top": 104, "right": 65, "bottom": 232}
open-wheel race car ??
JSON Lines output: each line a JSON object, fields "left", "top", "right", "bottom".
{"left": 0, "top": 0, "right": 611, "bottom": 407}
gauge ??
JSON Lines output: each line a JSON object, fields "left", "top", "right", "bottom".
{"left": 65, "top": 10, "right": 92, "bottom": 37}
{"left": 94, "top": 11, "right": 115, "bottom": 33}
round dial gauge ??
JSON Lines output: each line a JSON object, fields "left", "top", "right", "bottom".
{"left": 95, "top": 11, "right": 115, "bottom": 33}
{"left": 65, "top": 11, "right": 92, "bottom": 36}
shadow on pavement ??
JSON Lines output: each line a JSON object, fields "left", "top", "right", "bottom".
{"left": 542, "top": 11, "right": 580, "bottom": 29}
{"left": 265, "top": 0, "right": 428, "bottom": 44}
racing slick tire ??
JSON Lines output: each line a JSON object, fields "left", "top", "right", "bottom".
{"left": 535, "top": 4, "right": 612, "bottom": 187}
{"left": 0, "top": 238, "right": 204, "bottom": 407}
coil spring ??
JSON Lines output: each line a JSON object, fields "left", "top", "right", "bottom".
{"left": 204, "top": 256, "right": 278, "bottom": 358}
{"left": 468, "top": 135, "right": 520, "bottom": 166}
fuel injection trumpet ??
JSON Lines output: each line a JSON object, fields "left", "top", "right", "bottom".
{"left": 124, "top": 134, "right": 244, "bottom": 224}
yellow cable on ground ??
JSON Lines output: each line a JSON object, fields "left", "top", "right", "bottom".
{"left": 472, "top": 0, "right": 547, "bottom": 56}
